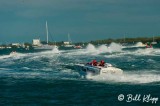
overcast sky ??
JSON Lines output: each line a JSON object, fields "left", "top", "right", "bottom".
{"left": 0, "top": 0, "right": 160, "bottom": 43}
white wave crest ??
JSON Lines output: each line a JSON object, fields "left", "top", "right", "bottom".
{"left": 86, "top": 71, "right": 160, "bottom": 84}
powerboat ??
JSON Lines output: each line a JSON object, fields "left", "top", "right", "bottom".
{"left": 9, "top": 51, "right": 18, "bottom": 56}
{"left": 74, "top": 62, "right": 123, "bottom": 77}
{"left": 74, "top": 45, "right": 82, "bottom": 49}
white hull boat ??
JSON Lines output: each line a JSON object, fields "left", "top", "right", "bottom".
{"left": 64, "top": 45, "right": 74, "bottom": 48}
{"left": 34, "top": 45, "right": 58, "bottom": 50}
{"left": 75, "top": 63, "right": 123, "bottom": 77}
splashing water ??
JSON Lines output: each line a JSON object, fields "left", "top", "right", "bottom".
{"left": 86, "top": 71, "right": 160, "bottom": 84}
{"left": 80, "top": 43, "right": 122, "bottom": 54}
{"left": 0, "top": 41, "right": 160, "bottom": 106}
{"left": 52, "top": 46, "right": 60, "bottom": 54}
{"left": 134, "top": 42, "right": 146, "bottom": 47}
{"left": 85, "top": 43, "right": 97, "bottom": 52}
{"left": 108, "top": 42, "right": 122, "bottom": 52}
{"left": 97, "top": 45, "right": 109, "bottom": 53}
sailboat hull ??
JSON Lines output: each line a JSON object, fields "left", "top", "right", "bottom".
{"left": 33, "top": 45, "right": 57, "bottom": 50}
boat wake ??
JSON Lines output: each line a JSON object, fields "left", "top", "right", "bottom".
{"left": 86, "top": 70, "right": 160, "bottom": 84}
{"left": 64, "top": 43, "right": 123, "bottom": 56}
{"left": 0, "top": 52, "right": 26, "bottom": 60}
{"left": 105, "top": 47, "right": 160, "bottom": 59}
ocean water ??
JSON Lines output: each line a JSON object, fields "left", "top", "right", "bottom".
{"left": 0, "top": 43, "right": 160, "bottom": 106}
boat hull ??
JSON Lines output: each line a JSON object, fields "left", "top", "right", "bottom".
{"left": 74, "top": 63, "right": 123, "bottom": 77}
{"left": 33, "top": 45, "right": 58, "bottom": 50}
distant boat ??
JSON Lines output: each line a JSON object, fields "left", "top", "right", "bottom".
{"left": 74, "top": 45, "right": 82, "bottom": 49}
{"left": 151, "top": 36, "right": 157, "bottom": 45}
{"left": 146, "top": 43, "right": 153, "bottom": 48}
{"left": 134, "top": 42, "right": 146, "bottom": 47}
{"left": 33, "top": 21, "right": 58, "bottom": 50}
{"left": 64, "top": 34, "right": 75, "bottom": 48}
{"left": 74, "top": 61, "right": 123, "bottom": 77}
{"left": 10, "top": 51, "right": 18, "bottom": 56}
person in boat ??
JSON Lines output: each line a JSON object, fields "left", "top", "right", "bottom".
{"left": 150, "top": 44, "right": 152, "bottom": 48}
{"left": 87, "top": 60, "right": 98, "bottom": 66}
{"left": 92, "top": 60, "right": 98, "bottom": 66}
{"left": 146, "top": 43, "right": 152, "bottom": 48}
{"left": 146, "top": 43, "right": 149, "bottom": 48}
{"left": 99, "top": 60, "right": 105, "bottom": 67}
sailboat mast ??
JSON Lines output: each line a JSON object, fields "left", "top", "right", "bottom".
{"left": 124, "top": 35, "right": 125, "bottom": 43}
{"left": 68, "top": 33, "right": 72, "bottom": 44}
{"left": 46, "top": 21, "right": 49, "bottom": 44}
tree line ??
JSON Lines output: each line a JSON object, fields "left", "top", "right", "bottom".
{"left": 1, "top": 36, "right": 160, "bottom": 47}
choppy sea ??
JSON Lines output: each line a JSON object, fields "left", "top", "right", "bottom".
{"left": 0, "top": 43, "right": 160, "bottom": 106}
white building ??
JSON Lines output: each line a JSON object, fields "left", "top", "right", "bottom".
{"left": 0, "top": 46, "right": 5, "bottom": 49}
{"left": 32, "top": 39, "right": 41, "bottom": 46}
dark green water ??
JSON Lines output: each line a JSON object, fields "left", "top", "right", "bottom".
{"left": 0, "top": 43, "right": 160, "bottom": 106}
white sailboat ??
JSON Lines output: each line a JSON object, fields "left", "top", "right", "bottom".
{"left": 34, "top": 21, "right": 58, "bottom": 50}
{"left": 64, "top": 33, "right": 75, "bottom": 47}
{"left": 151, "top": 36, "right": 157, "bottom": 45}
